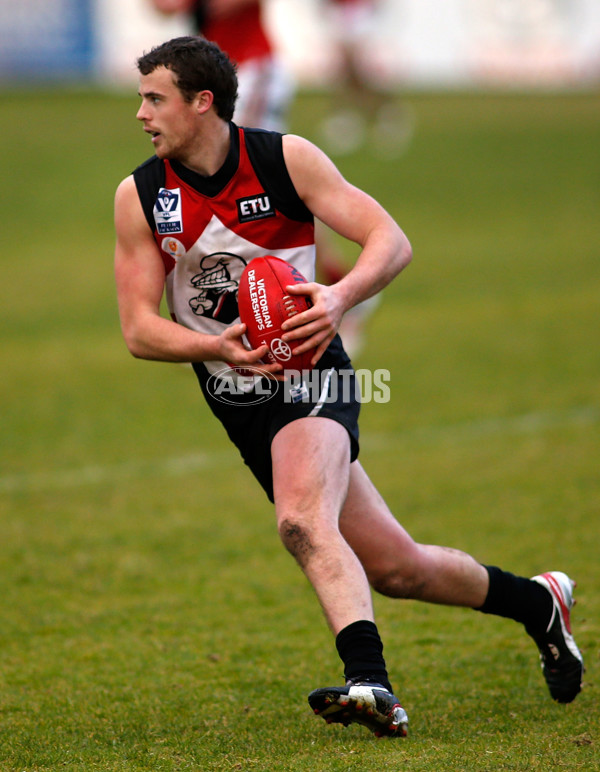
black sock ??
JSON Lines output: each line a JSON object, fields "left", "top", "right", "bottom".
{"left": 476, "top": 565, "right": 553, "bottom": 631}
{"left": 335, "top": 620, "right": 393, "bottom": 693}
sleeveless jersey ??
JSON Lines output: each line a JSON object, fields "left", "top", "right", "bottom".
{"left": 133, "top": 123, "right": 315, "bottom": 379}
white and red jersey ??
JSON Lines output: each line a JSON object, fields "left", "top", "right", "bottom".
{"left": 200, "top": 2, "right": 271, "bottom": 65}
{"left": 198, "top": 2, "right": 291, "bottom": 131}
{"left": 326, "top": 0, "right": 378, "bottom": 44}
{"left": 133, "top": 124, "right": 315, "bottom": 375}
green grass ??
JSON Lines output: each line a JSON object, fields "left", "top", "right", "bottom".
{"left": 1, "top": 87, "right": 598, "bottom": 770}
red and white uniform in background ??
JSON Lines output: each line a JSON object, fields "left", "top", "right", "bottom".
{"left": 201, "top": 2, "right": 270, "bottom": 64}
{"left": 199, "top": 1, "right": 293, "bottom": 131}
{"left": 324, "top": 0, "right": 378, "bottom": 44}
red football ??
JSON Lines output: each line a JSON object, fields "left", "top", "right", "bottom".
{"left": 238, "top": 256, "right": 315, "bottom": 371}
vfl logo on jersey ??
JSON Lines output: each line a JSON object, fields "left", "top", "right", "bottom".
{"left": 236, "top": 193, "right": 275, "bottom": 223}
{"left": 154, "top": 187, "right": 183, "bottom": 234}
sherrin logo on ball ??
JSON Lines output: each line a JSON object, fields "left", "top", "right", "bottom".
{"left": 238, "top": 256, "right": 316, "bottom": 371}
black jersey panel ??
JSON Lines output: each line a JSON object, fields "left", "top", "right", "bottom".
{"left": 133, "top": 155, "right": 165, "bottom": 233}
{"left": 244, "top": 128, "right": 313, "bottom": 223}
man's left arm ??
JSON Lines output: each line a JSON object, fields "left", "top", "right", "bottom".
{"left": 280, "top": 134, "right": 412, "bottom": 364}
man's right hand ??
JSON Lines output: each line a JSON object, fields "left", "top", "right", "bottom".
{"left": 217, "top": 323, "right": 284, "bottom": 378}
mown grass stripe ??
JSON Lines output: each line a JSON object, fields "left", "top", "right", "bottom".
{"left": 2, "top": 405, "right": 596, "bottom": 494}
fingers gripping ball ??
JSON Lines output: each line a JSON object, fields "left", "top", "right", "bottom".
{"left": 238, "top": 256, "right": 316, "bottom": 370}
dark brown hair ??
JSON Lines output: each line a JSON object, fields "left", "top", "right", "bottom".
{"left": 137, "top": 36, "right": 238, "bottom": 121}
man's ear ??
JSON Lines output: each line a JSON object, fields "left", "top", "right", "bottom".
{"left": 196, "top": 90, "right": 214, "bottom": 115}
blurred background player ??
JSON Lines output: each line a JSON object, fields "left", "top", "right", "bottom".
{"left": 150, "top": 0, "right": 293, "bottom": 131}
{"left": 319, "top": 0, "right": 414, "bottom": 158}
{"left": 149, "top": 0, "right": 381, "bottom": 356}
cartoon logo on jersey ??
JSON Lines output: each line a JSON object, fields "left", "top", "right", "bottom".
{"left": 189, "top": 253, "right": 246, "bottom": 323}
{"left": 154, "top": 187, "right": 183, "bottom": 234}
{"left": 236, "top": 193, "right": 275, "bottom": 224}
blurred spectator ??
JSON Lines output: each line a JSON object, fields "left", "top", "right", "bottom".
{"left": 150, "top": 0, "right": 293, "bottom": 130}
{"left": 320, "top": 0, "right": 414, "bottom": 157}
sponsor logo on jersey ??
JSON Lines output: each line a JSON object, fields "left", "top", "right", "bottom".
{"left": 161, "top": 237, "right": 186, "bottom": 259}
{"left": 154, "top": 187, "right": 183, "bottom": 234}
{"left": 236, "top": 193, "right": 275, "bottom": 223}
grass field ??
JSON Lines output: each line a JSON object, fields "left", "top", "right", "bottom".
{"left": 1, "top": 86, "right": 598, "bottom": 770}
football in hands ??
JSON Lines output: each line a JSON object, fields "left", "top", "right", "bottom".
{"left": 238, "top": 256, "right": 315, "bottom": 370}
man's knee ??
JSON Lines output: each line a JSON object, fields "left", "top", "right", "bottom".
{"left": 278, "top": 518, "right": 316, "bottom": 567}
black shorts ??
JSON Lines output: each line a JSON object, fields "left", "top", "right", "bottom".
{"left": 193, "top": 335, "right": 360, "bottom": 502}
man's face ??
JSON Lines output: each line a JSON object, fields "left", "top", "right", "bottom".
{"left": 136, "top": 66, "right": 199, "bottom": 160}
